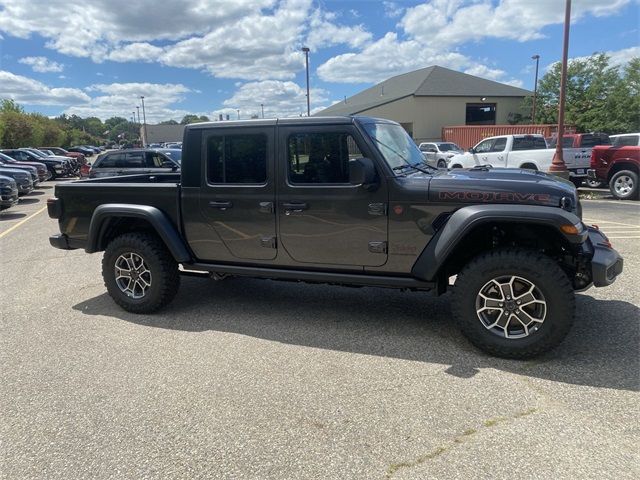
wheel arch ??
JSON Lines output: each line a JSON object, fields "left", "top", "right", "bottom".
{"left": 87, "top": 204, "right": 192, "bottom": 262}
{"left": 607, "top": 160, "right": 639, "bottom": 181}
{"left": 411, "top": 204, "right": 585, "bottom": 283}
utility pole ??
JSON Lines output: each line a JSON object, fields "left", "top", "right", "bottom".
{"left": 140, "top": 96, "right": 148, "bottom": 147}
{"left": 236, "top": 109, "right": 240, "bottom": 120}
{"left": 136, "top": 106, "right": 141, "bottom": 125}
{"left": 261, "top": 103, "right": 264, "bottom": 119}
{"left": 549, "top": 0, "right": 571, "bottom": 178}
{"left": 531, "top": 54, "right": 540, "bottom": 123}
{"left": 302, "top": 46, "right": 310, "bottom": 116}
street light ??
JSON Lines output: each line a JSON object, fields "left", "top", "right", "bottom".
{"left": 136, "top": 106, "right": 141, "bottom": 125}
{"left": 531, "top": 54, "right": 540, "bottom": 124}
{"left": 549, "top": 0, "right": 571, "bottom": 178}
{"left": 236, "top": 109, "right": 240, "bottom": 120}
{"left": 140, "top": 96, "right": 148, "bottom": 147}
{"left": 261, "top": 103, "right": 264, "bottom": 119}
{"left": 301, "top": 46, "right": 310, "bottom": 116}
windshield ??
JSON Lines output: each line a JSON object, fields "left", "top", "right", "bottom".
{"left": 25, "top": 149, "right": 47, "bottom": 157}
{"left": 362, "top": 122, "right": 426, "bottom": 172}
{"left": 439, "top": 143, "right": 461, "bottom": 152}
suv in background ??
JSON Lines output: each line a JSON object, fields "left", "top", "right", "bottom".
{"left": 88, "top": 149, "right": 180, "bottom": 178}
{"left": 418, "top": 142, "right": 463, "bottom": 168}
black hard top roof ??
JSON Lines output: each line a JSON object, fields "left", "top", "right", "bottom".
{"left": 183, "top": 115, "right": 397, "bottom": 131}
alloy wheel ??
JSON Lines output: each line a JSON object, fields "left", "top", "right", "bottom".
{"left": 475, "top": 275, "right": 547, "bottom": 339}
{"left": 614, "top": 175, "right": 634, "bottom": 197}
{"left": 114, "top": 252, "right": 152, "bottom": 299}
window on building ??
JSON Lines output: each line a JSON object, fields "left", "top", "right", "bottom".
{"left": 466, "top": 103, "right": 497, "bottom": 125}
{"left": 288, "top": 132, "right": 362, "bottom": 184}
{"left": 206, "top": 134, "right": 267, "bottom": 184}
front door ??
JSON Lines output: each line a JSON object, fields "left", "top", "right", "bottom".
{"left": 277, "top": 125, "right": 388, "bottom": 267}
{"left": 197, "top": 126, "right": 277, "bottom": 261}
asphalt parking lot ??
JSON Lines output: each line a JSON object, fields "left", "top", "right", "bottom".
{"left": 1, "top": 183, "right": 638, "bottom": 479}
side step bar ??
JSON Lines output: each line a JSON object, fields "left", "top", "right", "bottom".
{"left": 183, "top": 262, "right": 435, "bottom": 291}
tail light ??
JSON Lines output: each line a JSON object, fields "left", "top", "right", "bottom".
{"left": 80, "top": 164, "right": 91, "bottom": 177}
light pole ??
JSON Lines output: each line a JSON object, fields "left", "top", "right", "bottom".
{"left": 301, "top": 46, "right": 310, "bottom": 116}
{"left": 261, "top": 103, "right": 264, "bottom": 119}
{"left": 140, "top": 96, "right": 148, "bottom": 147}
{"left": 236, "top": 109, "right": 240, "bottom": 120}
{"left": 136, "top": 106, "right": 141, "bottom": 125}
{"left": 531, "top": 54, "right": 540, "bottom": 124}
{"left": 549, "top": 0, "right": 571, "bottom": 178}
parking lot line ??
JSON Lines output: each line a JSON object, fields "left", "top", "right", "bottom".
{"left": 0, "top": 206, "right": 47, "bottom": 239}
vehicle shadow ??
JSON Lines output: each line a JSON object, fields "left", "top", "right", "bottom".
{"left": 0, "top": 212, "right": 27, "bottom": 221}
{"left": 19, "top": 197, "right": 42, "bottom": 204}
{"left": 73, "top": 277, "right": 639, "bottom": 392}
{"left": 27, "top": 190, "right": 45, "bottom": 196}
{"left": 38, "top": 185, "right": 54, "bottom": 189}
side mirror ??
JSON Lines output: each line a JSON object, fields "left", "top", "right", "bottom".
{"left": 349, "top": 157, "right": 377, "bottom": 189}
{"left": 468, "top": 147, "right": 476, "bottom": 154}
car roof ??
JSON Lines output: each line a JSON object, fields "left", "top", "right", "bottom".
{"left": 183, "top": 115, "right": 398, "bottom": 132}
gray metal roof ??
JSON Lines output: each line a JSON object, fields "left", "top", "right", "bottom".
{"left": 317, "top": 65, "right": 532, "bottom": 116}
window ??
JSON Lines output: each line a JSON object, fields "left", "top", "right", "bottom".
{"left": 474, "top": 138, "right": 495, "bottom": 153}
{"left": 420, "top": 143, "right": 436, "bottom": 152}
{"left": 288, "top": 132, "right": 362, "bottom": 184}
{"left": 124, "top": 152, "right": 145, "bottom": 168}
{"left": 207, "top": 134, "right": 267, "bottom": 184}
{"left": 512, "top": 136, "right": 547, "bottom": 151}
{"left": 466, "top": 103, "right": 496, "bottom": 125}
{"left": 612, "top": 135, "right": 639, "bottom": 147}
{"left": 97, "top": 153, "right": 122, "bottom": 168}
{"left": 490, "top": 137, "right": 507, "bottom": 152}
{"left": 146, "top": 152, "right": 165, "bottom": 167}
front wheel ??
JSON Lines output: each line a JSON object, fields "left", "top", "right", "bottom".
{"left": 437, "top": 159, "right": 447, "bottom": 169}
{"left": 451, "top": 249, "right": 575, "bottom": 359}
{"left": 609, "top": 170, "right": 638, "bottom": 200}
{"left": 103, "top": 233, "right": 180, "bottom": 313}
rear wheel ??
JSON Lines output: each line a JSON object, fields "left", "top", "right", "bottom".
{"left": 437, "top": 159, "right": 447, "bottom": 169}
{"left": 103, "top": 232, "right": 180, "bottom": 313}
{"left": 451, "top": 249, "right": 575, "bottom": 359}
{"left": 609, "top": 170, "right": 638, "bottom": 200}
{"left": 585, "top": 178, "right": 604, "bottom": 189}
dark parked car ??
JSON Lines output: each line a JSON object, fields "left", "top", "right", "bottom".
{"left": 88, "top": 149, "right": 179, "bottom": 178}
{"left": 0, "top": 175, "right": 19, "bottom": 210}
{"left": 68, "top": 146, "right": 95, "bottom": 157}
{"left": 0, "top": 154, "right": 39, "bottom": 186}
{"left": 49, "top": 116, "right": 623, "bottom": 359}
{"left": 22, "top": 148, "right": 77, "bottom": 176}
{"left": 0, "top": 152, "right": 48, "bottom": 182}
{"left": 1, "top": 149, "right": 70, "bottom": 179}
{"left": 0, "top": 165, "right": 33, "bottom": 195}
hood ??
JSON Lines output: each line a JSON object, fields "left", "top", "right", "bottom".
{"left": 0, "top": 167, "right": 30, "bottom": 177}
{"left": 428, "top": 167, "right": 578, "bottom": 212}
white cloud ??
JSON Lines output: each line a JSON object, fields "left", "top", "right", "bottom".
{"left": 318, "top": 0, "right": 633, "bottom": 84}
{"left": 306, "top": 8, "right": 372, "bottom": 49}
{"left": 64, "top": 82, "right": 193, "bottom": 121}
{"left": 383, "top": 1, "right": 404, "bottom": 18}
{"left": 107, "top": 43, "right": 164, "bottom": 63}
{"left": 18, "top": 56, "right": 64, "bottom": 73}
{"left": 464, "top": 64, "right": 523, "bottom": 87}
{"left": 545, "top": 46, "right": 640, "bottom": 72}
{"left": 221, "top": 80, "right": 328, "bottom": 118}
{"left": 0, "top": 70, "right": 90, "bottom": 105}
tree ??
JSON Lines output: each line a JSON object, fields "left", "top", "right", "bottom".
{"left": 0, "top": 111, "right": 34, "bottom": 148}
{"left": 527, "top": 53, "right": 639, "bottom": 133}
{"left": 159, "top": 119, "right": 179, "bottom": 125}
{"left": 180, "top": 114, "right": 201, "bottom": 124}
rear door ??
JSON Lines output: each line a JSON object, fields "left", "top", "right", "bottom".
{"left": 195, "top": 126, "right": 277, "bottom": 261}
{"left": 277, "top": 124, "right": 388, "bottom": 267}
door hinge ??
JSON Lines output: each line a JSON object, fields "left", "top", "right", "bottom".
{"left": 368, "top": 241, "right": 387, "bottom": 254}
{"left": 368, "top": 202, "right": 387, "bottom": 216}
{"left": 260, "top": 236, "right": 277, "bottom": 249}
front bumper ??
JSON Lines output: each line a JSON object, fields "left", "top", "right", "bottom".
{"left": 1, "top": 189, "right": 19, "bottom": 208}
{"left": 49, "top": 233, "right": 81, "bottom": 250}
{"left": 587, "top": 227, "right": 623, "bottom": 287}
{"left": 568, "top": 167, "right": 588, "bottom": 179}
{"left": 17, "top": 180, "right": 33, "bottom": 194}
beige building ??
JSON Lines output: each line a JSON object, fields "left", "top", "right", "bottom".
{"left": 140, "top": 124, "right": 185, "bottom": 145}
{"left": 316, "top": 66, "right": 531, "bottom": 143}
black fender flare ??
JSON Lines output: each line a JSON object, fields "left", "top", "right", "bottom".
{"left": 411, "top": 204, "right": 585, "bottom": 281}
{"left": 87, "top": 204, "right": 191, "bottom": 262}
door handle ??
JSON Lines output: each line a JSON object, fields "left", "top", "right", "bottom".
{"left": 282, "top": 202, "right": 308, "bottom": 213}
{"left": 208, "top": 200, "right": 233, "bottom": 210}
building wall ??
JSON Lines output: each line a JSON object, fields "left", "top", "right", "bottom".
{"left": 358, "top": 95, "right": 525, "bottom": 143}
{"left": 141, "top": 124, "right": 186, "bottom": 144}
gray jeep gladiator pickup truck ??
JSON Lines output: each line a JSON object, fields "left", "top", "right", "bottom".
{"left": 48, "top": 116, "right": 623, "bottom": 358}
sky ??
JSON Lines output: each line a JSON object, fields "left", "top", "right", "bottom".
{"left": 0, "top": 0, "right": 638, "bottom": 123}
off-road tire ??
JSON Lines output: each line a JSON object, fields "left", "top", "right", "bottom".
{"left": 451, "top": 248, "right": 575, "bottom": 359}
{"left": 103, "top": 232, "right": 180, "bottom": 313}
{"left": 609, "top": 170, "right": 638, "bottom": 200}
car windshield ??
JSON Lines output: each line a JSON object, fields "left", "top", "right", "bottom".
{"left": 362, "top": 122, "right": 428, "bottom": 173}
{"left": 23, "top": 149, "right": 46, "bottom": 157}
{"left": 439, "top": 143, "right": 461, "bottom": 152}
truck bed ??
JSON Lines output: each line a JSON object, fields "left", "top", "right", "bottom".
{"left": 53, "top": 173, "right": 181, "bottom": 246}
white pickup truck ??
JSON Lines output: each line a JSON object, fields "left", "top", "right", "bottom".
{"left": 448, "top": 134, "right": 590, "bottom": 186}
